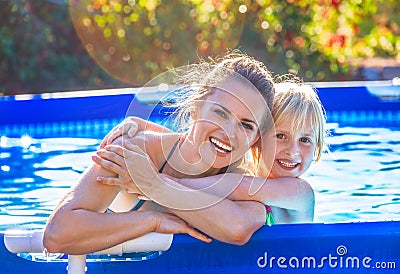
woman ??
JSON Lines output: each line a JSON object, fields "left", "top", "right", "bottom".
{"left": 43, "top": 52, "right": 275, "bottom": 255}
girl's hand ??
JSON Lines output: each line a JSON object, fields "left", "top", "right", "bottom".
{"left": 99, "top": 117, "right": 139, "bottom": 149}
{"left": 152, "top": 211, "right": 212, "bottom": 243}
{"left": 93, "top": 143, "right": 142, "bottom": 194}
{"left": 94, "top": 141, "right": 162, "bottom": 197}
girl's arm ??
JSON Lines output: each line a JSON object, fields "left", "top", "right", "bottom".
{"left": 95, "top": 143, "right": 266, "bottom": 245}
{"left": 176, "top": 174, "right": 314, "bottom": 213}
{"left": 176, "top": 174, "right": 315, "bottom": 223}
{"left": 100, "top": 116, "right": 172, "bottom": 149}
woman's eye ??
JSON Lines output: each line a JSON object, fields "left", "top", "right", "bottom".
{"left": 215, "top": 109, "right": 228, "bottom": 119}
{"left": 241, "top": 123, "right": 254, "bottom": 131}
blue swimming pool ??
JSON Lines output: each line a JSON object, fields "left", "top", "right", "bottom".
{"left": 0, "top": 82, "right": 399, "bottom": 274}
{"left": 0, "top": 122, "right": 399, "bottom": 230}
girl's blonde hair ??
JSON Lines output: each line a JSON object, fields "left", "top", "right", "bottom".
{"left": 273, "top": 75, "right": 328, "bottom": 161}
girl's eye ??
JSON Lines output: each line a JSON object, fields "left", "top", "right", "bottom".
{"left": 300, "top": 137, "right": 312, "bottom": 143}
{"left": 241, "top": 122, "right": 254, "bottom": 131}
{"left": 276, "top": 133, "right": 285, "bottom": 139}
{"left": 215, "top": 109, "right": 228, "bottom": 119}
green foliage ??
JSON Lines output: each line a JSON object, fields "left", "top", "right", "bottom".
{"left": 0, "top": 0, "right": 399, "bottom": 95}
{"left": 0, "top": 0, "right": 122, "bottom": 95}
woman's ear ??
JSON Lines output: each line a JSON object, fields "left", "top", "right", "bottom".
{"left": 247, "top": 131, "right": 261, "bottom": 147}
{"left": 190, "top": 102, "right": 200, "bottom": 120}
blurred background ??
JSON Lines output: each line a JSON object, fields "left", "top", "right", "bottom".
{"left": 0, "top": 0, "right": 399, "bottom": 95}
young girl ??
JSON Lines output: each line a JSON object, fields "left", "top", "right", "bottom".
{"left": 96, "top": 77, "right": 327, "bottom": 225}
{"left": 43, "top": 52, "right": 275, "bottom": 255}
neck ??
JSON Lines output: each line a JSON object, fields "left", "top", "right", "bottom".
{"left": 163, "top": 134, "right": 221, "bottom": 179}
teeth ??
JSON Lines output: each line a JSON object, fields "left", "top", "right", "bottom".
{"left": 278, "top": 160, "right": 298, "bottom": 168}
{"left": 210, "top": 137, "right": 232, "bottom": 152}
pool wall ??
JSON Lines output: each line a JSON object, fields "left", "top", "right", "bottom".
{"left": 1, "top": 81, "right": 399, "bottom": 137}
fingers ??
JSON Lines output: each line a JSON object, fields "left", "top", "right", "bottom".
{"left": 137, "top": 194, "right": 151, "bottom": 200}
{"left": 101, "top": 145, "right": 125, "bottom": 158}
{"left": 92, "top": 155, "right": 123, "bottom": 174}
{"left": 124, "top": 122, "right": 138, "bottom": 138}
{"left": 186, "top": 227, "right": 212, "bottom": 243}
{"left": 106, "top": 129, "right": 123, "bottom": 146}
{"left": 96, "top": 176, "right": 123, "bottom": 186}
{"left": 99, "top": 131, "right": 113, "bottom": 149}
{"left": 121, "top": 140, "right": 145, "bottom": 154}
{"left": 97, "top": 147, "right": 126, "bottom": 166}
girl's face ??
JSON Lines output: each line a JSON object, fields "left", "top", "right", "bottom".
{"left": 191, "top": 78, "right": 268, "bottom": 169}
{"left": 263, "top": 117, "right": 316, "bottom": 178}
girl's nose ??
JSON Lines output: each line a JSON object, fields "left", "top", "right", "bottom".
{"left": 285, "top": 142, "right": 300, "bottom": 157}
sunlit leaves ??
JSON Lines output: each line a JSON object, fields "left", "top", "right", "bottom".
{"left": 68, "top": 0, "right": 246, "bottom": 85}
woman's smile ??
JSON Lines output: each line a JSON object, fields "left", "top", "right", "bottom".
{"left": 209, "top": 136, "right": 233, "bottom": 155}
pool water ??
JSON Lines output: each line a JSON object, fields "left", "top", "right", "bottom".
{"left": 0, "top": 122, "right": 399, "bottom": 230}
{"left": 305, "top": 124, "right": 400, "bottom": 223}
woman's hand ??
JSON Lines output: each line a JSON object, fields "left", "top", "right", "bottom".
{"left": 152, "top": 211, "right": 212, "bottom": 243}
{"left": 99, "top": 117, "right": 140, "bottom": 149}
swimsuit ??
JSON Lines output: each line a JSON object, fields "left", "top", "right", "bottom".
{"left": 264, "top": 205, "right": 275, "bottom": 226}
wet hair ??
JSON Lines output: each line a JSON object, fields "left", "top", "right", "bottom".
{"left": 272, "top": 75, "right": 328, "bottom": 161}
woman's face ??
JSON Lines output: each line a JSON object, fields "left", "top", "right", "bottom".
{"left": 191, "top": 77, "right": 268, "bottom": 169}
{"left": 262, "top": 117, "right": 316, "bottom": 178}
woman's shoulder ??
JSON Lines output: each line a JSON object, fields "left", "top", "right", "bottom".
{"left": 132, "top": 132, "right": 181, "bottom": 165}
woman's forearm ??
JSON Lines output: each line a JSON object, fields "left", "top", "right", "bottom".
{"left": 43, "top": 163, "right": 157, "bottom": 255}
{"left": 44, "top": 206, "right": 156, "bottom": 255}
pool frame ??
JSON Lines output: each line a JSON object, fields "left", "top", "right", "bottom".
{"left": 1, "top": 81, "right": 400, "bottom": 273}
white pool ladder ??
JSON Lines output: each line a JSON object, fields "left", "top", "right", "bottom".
{"left": 4, "top": 230, "right": 173, "bottom": 274}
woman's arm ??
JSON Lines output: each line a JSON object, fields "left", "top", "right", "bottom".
{"left": 43, "top": 139, "right": 210, "bottom": 255}
{"left": 151, "top": 176, "right": 267, "bottom": 245}
{"left": 95, "top": 142, "right": 266, "bottom": 245}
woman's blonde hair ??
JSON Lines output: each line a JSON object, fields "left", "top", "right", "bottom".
{"left": 272, "top": 75, "right": 328, "bottom": 162}
{"left": 170, "top": 51, "right": 274, "bottom": 134}
{"left": 167, "top": 51, "right": 275, "bottom": 170}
